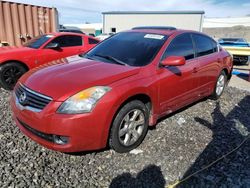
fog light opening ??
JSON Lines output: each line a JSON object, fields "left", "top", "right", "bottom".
{"left": 53, "top": 135, "right": 69, "bottom": 145}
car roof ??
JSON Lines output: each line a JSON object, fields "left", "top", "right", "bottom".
{"left": 126, "top": 28, "right": 191, "bottom": 37}
{"left": 43, "top": 32, "right": 100, "bottom": 41}
{"left": 132, "top": 26, "right": 177, "bottom": 31}
{"left": 48, "top": 32, "right": 86, "bottom": 37}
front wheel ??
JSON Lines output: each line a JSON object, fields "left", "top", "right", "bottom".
{"left": 210, "top": 71, "right": 227, "bottom": 100}
{"left": 0, "top": 62, "right": 27, "bottom": 90}
{"left": 109, "top": 100, "right": 149, "bottom": 153}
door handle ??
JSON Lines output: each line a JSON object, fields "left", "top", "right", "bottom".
{"left": 193, "top": 67, "right": 198, "bottom": 73}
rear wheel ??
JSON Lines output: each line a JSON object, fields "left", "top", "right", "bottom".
{"left": 210, "top": 71, "right": 227, "bottom": 100}
{"left": 109, "top": 100, "right": 149, "bottom": 153}
{"left": 0, "top": 62, "right": 27, "bottom": 90}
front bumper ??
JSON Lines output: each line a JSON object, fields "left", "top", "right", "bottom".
{"left": 10, "top": 93, "right": 116, "bottom": 152}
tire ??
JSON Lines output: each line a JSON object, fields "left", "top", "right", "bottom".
{"left": 109, "top": 100, "right": 149, "bottom": 153}
{"left": 0, "top": 62, "right": 27, "bottom": 90}
{"left": 210, "top": 71, "right": 227, "bottom": 100}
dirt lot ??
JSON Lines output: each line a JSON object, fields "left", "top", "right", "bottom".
{"left": 0, "top": 86, "right": 250, "bottom": 187}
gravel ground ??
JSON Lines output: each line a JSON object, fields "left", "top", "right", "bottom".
{"left": 0, "top": 87, "right": 249, "bottom": 188}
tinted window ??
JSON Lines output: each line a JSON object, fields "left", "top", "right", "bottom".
{"left": 88, "top": 38, "right": 99, "bottom": 44}
{"left": 48, "top": 35, "right": 82, "bottom": 47}
{"left": 86, "top": 32, "right": 168, "bottom": 67}
{"left": 193, "top": 34, "right": 214, "bottom": 57}
{"left": 162, "top": 34, "right": 194, "bottom": 60}
{"left": 24, "top": 35, "right": 53, "bottom": 49}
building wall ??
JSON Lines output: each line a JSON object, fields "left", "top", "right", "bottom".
{"left": 64, "top": 23, "right": 103, "bottom": 36}
{"left": 103, "top": 13, "right": 204, "bottom": 33}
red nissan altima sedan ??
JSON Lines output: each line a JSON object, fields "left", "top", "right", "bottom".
{"left": 11, "top": 27, "right": 233, "bottom": 153}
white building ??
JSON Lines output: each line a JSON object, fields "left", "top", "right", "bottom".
{"left": 102, "top": 11, "right": 205, "bottom": 33}
{"left": 64, "top": 23, "right": 103, "bottom": 36}
{"left": 204, "top": 17, "right": 250, "bottom": 28}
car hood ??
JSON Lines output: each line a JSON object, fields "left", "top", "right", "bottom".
{"left": 20, "top": 58, "right": 140, "bottom": 101}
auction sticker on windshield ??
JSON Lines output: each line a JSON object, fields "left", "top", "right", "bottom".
{"left": 144, "top": 34, "right": 165, "bottom": 40}
{"left": 46, "top": 34, "right": 54, "bottom": 38}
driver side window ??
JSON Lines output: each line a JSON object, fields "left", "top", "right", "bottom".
{"left": 47, "top": 35, "right": 82, "bottom": 48}
{"left": 162, "top": 33, "right": 195, "bottom": 60}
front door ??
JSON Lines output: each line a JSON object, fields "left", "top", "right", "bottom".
{"left": 158, "top": 33, "right": 199, "bottom": 114}
{"left": 39, "top": 35, "right": 84, "bottom": 64}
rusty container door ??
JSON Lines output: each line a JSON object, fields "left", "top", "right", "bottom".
{"left": 0, "top": 1, "right": 58, "bottom": 46}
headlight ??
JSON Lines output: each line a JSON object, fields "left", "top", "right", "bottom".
{"left": 57, "top": 86, "right": 111, "bottom": 114}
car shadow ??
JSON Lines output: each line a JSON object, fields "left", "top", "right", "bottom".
{"left": 176, "top": 95, "right": 250, "bottom": 187}
{"left": 109, "top": 164, "right": 166, "bottom": 188}
{"left": 64, "top": 147, "right": 109, "bottom": 156}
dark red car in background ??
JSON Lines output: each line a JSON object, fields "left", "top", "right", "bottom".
{"left": 0, "top": 32, "right": 99, "bottom": 90}
{"left": 11, "top": 27, "right": 233, "bottom": 153}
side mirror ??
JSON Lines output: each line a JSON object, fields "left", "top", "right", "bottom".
{"left": 160, "top": 56, "right": 186, "bottom": 67}
{"left": 46, "top": 42, "right": 60, "bottom": 49}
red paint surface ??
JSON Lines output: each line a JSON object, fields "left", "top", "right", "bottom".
{"left": 0, "top": 32, "right": 99, "bottom": 70}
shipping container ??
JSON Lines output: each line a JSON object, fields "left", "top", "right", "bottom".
{"left": 0, "top": 1, "right": 58, "bottom": 46}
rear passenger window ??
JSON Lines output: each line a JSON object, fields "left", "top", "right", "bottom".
{"left": 193, "top": 34, "right": 214, "bottom": 57}
{"left": 162, "top": 33, "right": 194, "bottom": 60}
{"left": 88, "top": 38, "right": 99, "bottom": 44}
{"left": 49, "top": 35, "right": 82, "bottom": 47}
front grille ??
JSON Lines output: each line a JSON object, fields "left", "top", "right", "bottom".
{"left": 15, "top": 84, "right": 52, "bottom": 111}
{"left": 233, "top": 55, "right": 248, "bottom": 64}
{"left": 17, "top": 118, "right": 54, "bottom": 143}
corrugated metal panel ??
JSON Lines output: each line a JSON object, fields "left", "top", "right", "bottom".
{"left": 0, "top": 1, "right": 58, "bottom": 46}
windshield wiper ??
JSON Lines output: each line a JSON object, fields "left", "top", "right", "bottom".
{"left": 93, "top": 54, "right": 128, "bottom": 66}
{"left": 81, "top": 53, "right": 95, "bottom": 60}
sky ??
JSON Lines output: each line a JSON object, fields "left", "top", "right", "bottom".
{"left": 9, "top": 0, "right": 250, "bottom": 24}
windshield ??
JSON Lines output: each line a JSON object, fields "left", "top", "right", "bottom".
{"left": 85, "top": 32, "right": 168, "bottom": 66}
{"left": 219, "top": 38, "right": 246, "bottom": 43}
{"left": 24, "top": 34, "right": 54, "bottom": 49}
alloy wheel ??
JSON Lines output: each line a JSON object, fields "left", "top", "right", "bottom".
{"left": 118, "top": 109, "right": 145, "bottom": 146}
{"left": 216, "top": 74, "right": 225, "bottom": 96}
{"left": 2, "top": 66, "right": 23, "bottom": 87}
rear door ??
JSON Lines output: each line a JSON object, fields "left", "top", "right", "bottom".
{"left": 158, "top": 33, "right": 200, "bottom": 113}
{"left": 192, "top": 33, "right": 220, "bottom": 96}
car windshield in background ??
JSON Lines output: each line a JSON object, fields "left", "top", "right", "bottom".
{"left": 219, "top": 38, "right": 247, "bottom": 43}
{"left": 24, "top": 35, "right": 54, "bottom": 49}
{"left": 85, "top": 32, "right": 168, "bottom": 66}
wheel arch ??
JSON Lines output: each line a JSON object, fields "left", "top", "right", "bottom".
{"left": 106, "top": 92, "right": 153, "bottom": 148}
{"left": 118, "top": 93, "right": 153, "bottom": 115}
{"left": 0, "top": 60, "right": 29, "bottom": 71}
{"left": 222, "top": 67, "right": 231, "bottom": 81}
